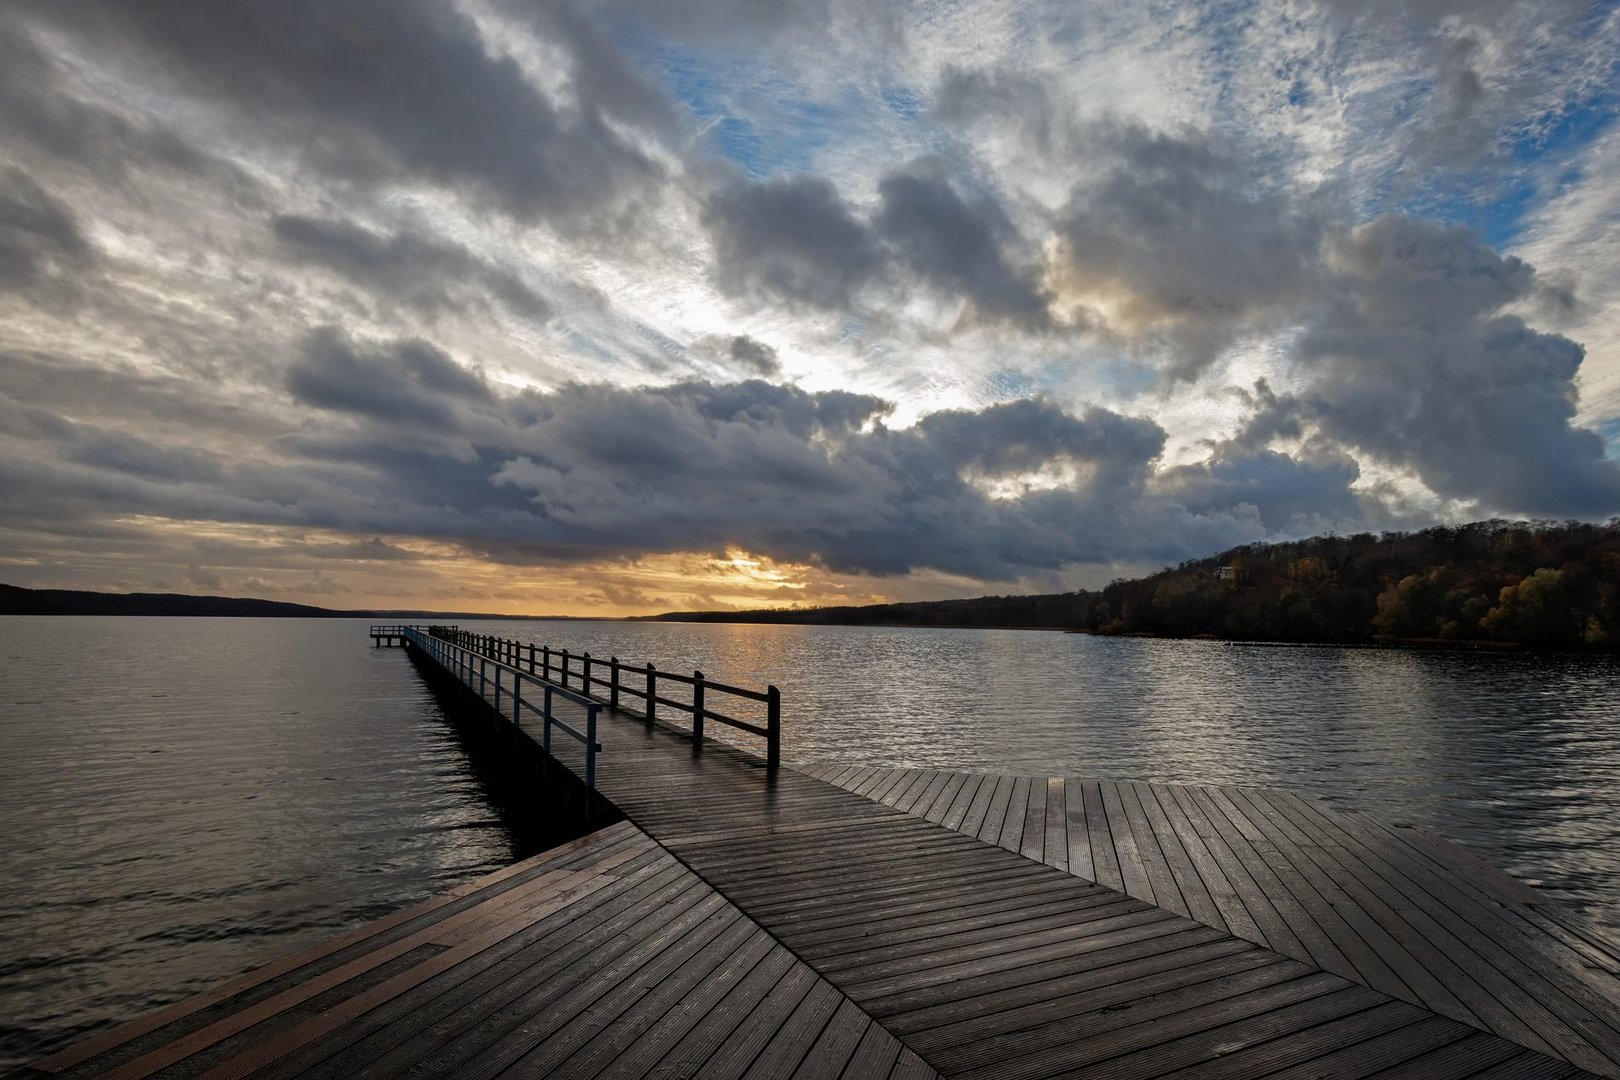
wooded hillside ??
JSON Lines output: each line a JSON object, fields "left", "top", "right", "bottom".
{"left": 1093, "top": 519, "right": 1620, "bottom": 647}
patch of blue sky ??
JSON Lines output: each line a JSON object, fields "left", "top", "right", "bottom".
{"left": 1373, "top": 70, "right": 1618, "bottom": 246}
{"left": 630, "top": 321, "right": 687, "bottom": 361}
{"left": 1417, "top": 102, "right": 1616, "bottom": 248}
{"left": 881, "top": 85, "right": 925, "bottom": 122}
{"left": 985, "top": 368, "right": 1045, "bottom": 400}
{"left": 629, "top": 35, "right": 861, "bottom": 179}
{"left": 559, "top": 326, "right": 624, "bottom": 368}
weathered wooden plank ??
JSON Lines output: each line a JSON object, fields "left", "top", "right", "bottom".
{"left": 1042, "top": 778, "right": 1067, "bottom": 873}
{"left": 997, "top": 776, "right": 1030, "bottom": 854}
{"left": 859, "top": 924, "right": 1234, "bottom": 1017}
{"left": 600, "top": 948, "right": 799, "bottom": 1080}
{"left": 974, "top": 774, "right": 1016, "bottom": 845}
{"left": 899, "top": 945, "right": 1292, "bottom": 1052}
{"left": 919, "top": 772, "right": 969, "bottom": 825}
{"left": 937, "top": 773, "right": 984, "bottom": 833}
{"left": 956, "top": 771, "right": 1000, "bottom": 839}
{"left": 1115, "top": 779, "right": 1187, "bottom": 915}
{"left": 1131, "top": 781, "right": 1227, "bottom": 932}
{"left": 1160, "top": 782, "right": 1287, "bottom": 950}
{"left": 1073, "top": 778, "right": 1122, "bottom": 891}
{"left": 1063, "top": 775, "right": 1094, "bottom": 882}
{"left": 1181, "top": 783, "right": 1343, "bottom": 970}
{"left": 1098, "top": 780, "right": 1155, "bottom": 903}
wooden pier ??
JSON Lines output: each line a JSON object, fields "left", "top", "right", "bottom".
{"left": 19, "top": 626, "right": 1620, "bottom": 1079}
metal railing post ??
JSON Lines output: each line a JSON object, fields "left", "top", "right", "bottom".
{"left": 583, "top": 653, "right": 592, "bottom": 697}
{"left": 543, "top": 685, "right": 553, "bottom": 754}
{"left": 543, "top": 646, "right": 552, "bottom": 682}
{"left": 528, "top": 642, "right": 536, "bottom": 675}
{"left": 609, "top": 657, "right": 620, "bottom": 710}
{"left": 513, "top": 671, "right": 522, "bottom": 727}
{"left": 479, "top": 657, "right": 487, "bottom": 696}
{"left": 494, "top": 665, "right": 502, "bottom": 712}
{"left": 561, "top": 649, "right": 570, "bottom": 691}
{"left": 646, "top": 664, "right": 656, "bottom": 723}
{"left": 586, "top": 705, "right": 598, "bottom": 789}
{"left": 692, "top": 670, "right": 705, "bottom": 743}
{"left": 767, "top": 685, "right": 781, "bottom": 770}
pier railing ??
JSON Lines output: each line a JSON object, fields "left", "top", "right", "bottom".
{"left": 398, "top": 627, "right": 603, "bottom": 788}
{"left": 369, "top": 623, "right": 453, "bottom": 646}
{"left": 428, "top": 627, "right": 781, "bottom": 770}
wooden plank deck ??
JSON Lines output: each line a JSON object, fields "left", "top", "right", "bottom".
{"left": 27, "top": 635, "right": 1619, "bottom": 1079}
{"left": 800, "top": 765, "right": 1620, "bottom": 1078}
{"left": 14, "top": 820, "right": 932, "bottom": 1080}
{"left": 525, "top": 679, "right": 1610, "bottom": 1077}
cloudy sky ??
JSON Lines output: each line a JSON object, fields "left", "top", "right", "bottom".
{"left": 2, "top": 1, "right": 1618, "bottom": 615}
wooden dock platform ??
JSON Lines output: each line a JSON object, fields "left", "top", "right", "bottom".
{"left": 16, "top": 821, "right": 930, "bottom": 1080}
{"left": 19, "top": 627, "right": 1620, "bottom": 1079}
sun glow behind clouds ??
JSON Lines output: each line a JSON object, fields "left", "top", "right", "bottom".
{"left": 44, "top": 519, "right": 894, "bottom": 616}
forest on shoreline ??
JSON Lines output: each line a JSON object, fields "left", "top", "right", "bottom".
{"left": 646, "top": 519, "right": 1620, "bottom": 650}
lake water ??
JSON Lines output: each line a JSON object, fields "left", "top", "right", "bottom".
{"left": 2, "top": 616, "right": 1618, "bottom": 1068}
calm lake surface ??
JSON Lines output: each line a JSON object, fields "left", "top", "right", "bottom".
{"left": 2, "top": 615, "right": 1618, "bottom": 1068}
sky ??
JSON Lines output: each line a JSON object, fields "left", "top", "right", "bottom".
{"left": 1, "top": 1, "right": 1618, "bottom": 616}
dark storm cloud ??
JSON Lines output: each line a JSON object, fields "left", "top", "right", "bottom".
{"left": 704, "top": 161, "right": 1047, "bottom": 325}
{"left": 935, "top": 67, "right": 1064, "bottom": 158}
{"left": 19, "top": 1, "right": 663, "bottom": 226}
{"left": 0, "top": 321, "right": 1297, "bottom": 579}
{"left": 704, "top": 176, "right": 884, "bottom": 308}
{"left": 917, "top": 399, "right": 1163, "bottom": 478}
{"left": 1158, "top": 447, "right": 1365, "bottom": 534}
{"left": 1054, "top": 124, "right": 1330, "bottom": 375}
{"left": 0, "top": 168, "right": 93, "bottom": 295}
{"left": 1293, "top": 215, "right": 1620, "bottom": 515}
{"left": 286, "top": 328, "right": 495, "bottom": 427}
{"left": 0, "top": 18, "right": 237, "bottom": 183}
{"left": 272, "top": 215, "right": 551, "bottom": 322}
{"left": 726, "top": 336, "right": 782, "bottom": 377}
{"left": 876, "top": 163, "right": 1051, "bottom": 328}
{"left": 480, "top": 382, "right": 1201, "bottom": 577}
{"left": 516, "top": 3, "right": 682, "bottom": 138}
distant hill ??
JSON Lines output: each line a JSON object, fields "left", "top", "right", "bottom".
{"left": 640, "top": 519, "right": 1620, "bottom": 649}
{"left": 635, "top": 590, "right": 1093, "bottom": 629}
{"left": 0, "top": 583, "right": 583, "bottom": 621}
{"left": 0, "top": 583, "right": 375, "bottom": 618}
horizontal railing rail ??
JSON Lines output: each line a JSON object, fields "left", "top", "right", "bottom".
{"left": 402, "top": 627, "right": 603, "bottom": 788}
{"left": 426, "top": 626, "right": 781, "bottom": 770}
{"left": 369, "top": 623, "right": 454, "bottom": 634}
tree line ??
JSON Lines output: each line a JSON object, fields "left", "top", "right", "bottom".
{"left": 649, "top": 519, "right": 1620, "bottom": 650}
{"left": 1091, "top": 519, "right": 1620, "bottom": 648}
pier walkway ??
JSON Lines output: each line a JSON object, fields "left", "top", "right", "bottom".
{"left": 19, "top": 627, "right": 1620, "bottom": 1079}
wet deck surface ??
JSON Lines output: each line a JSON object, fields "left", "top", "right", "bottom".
{"left": 799, "top": 766, "right": 1620, "bottom": 1077}
{"left": 14, "top": 822, "right": 932, "bottom": 1080}
{"left": 23, "top": 638, "right": 1620, "bottom": 1079}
